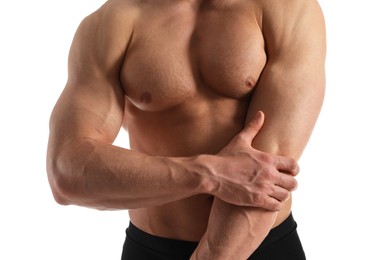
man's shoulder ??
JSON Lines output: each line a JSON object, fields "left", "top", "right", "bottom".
{"left": 69, "top": 0, "right": 140, "bottom": 70}
{"left": 257, "top": 0, "right": 320, "bottom": 8}
{"left": 100, "top": 0, "right": 141, "bottom": 14}
{"left": 258, "top": 0, "right": 324, "bottom": 38}
{"left": 74, "top": 0, "right": 140, "bottom": 45}
{"left": 258, "top": 0, "right": 322, "bottom": 19}
{"left": 82, "top": 0, "right": 140, "bottom": 29}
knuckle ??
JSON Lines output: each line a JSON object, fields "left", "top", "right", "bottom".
{"left": 253, "top": 193, "right": 265, "bottom": 207}
{"left": 257, "top": 182, "right": 270, "bottom": 195}
{"left": 235, "top": 133, "right": 246, "bottom": 144}
{"left": 260, "top": 153, "right": 273, "bottom": 164}
{"left": 262, "top": 169, "right": 274, "bottom": 180}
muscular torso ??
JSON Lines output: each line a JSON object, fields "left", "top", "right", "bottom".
{"left": 110, "top": 0, "right": 291, "bottom": 241}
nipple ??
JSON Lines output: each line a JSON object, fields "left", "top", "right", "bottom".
{"left": 245, "top": 78, "right": 256, "bottom": 88}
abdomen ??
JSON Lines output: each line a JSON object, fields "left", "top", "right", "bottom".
{"left": 129, "top": 194, "right": 214, "bottom": 241}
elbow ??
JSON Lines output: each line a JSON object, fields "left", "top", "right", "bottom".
{"left": 50, "top": 183, "right": 71, "bottom": 206}
{"left": 46, "top": 162, "right": 72, "bottom": 206}
{"left": 46, "top": 148, "right": 78, "bottom": 206}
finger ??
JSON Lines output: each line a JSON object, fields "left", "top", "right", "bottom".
{"left": 276, "top": 172, "right": 298, "bottom": 191}
{"left": 270, "top": 185, "right": 291, "bottom": 202}
{"left": 239, "top": 111, "right": 265, "bottom": 144}
{"left": 262, "top": 196, "right": 282, "bottom": 211}
{"left": 251, "top": 189, "right": 282, "bottom": 210}
{"left": 275, "top": 156, "right": 300, "bottom": 176}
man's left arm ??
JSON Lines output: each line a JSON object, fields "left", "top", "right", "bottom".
{"left": 191, "top": 0, "right": 326, "bottom": 258}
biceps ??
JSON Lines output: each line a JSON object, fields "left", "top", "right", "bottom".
{"left": 247, "top": 64, "right": 325, "bottom": 159}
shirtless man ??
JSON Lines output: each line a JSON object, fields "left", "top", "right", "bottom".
{"left": 46, "top": 0, "right": 326, "bottom": 259}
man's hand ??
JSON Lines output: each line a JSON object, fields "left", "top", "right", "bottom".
{"left": 208, "top": 111, "right": 299, "bottom": 211}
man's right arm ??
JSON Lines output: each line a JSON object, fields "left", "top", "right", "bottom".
{"left": 46, "top": 7, "right": 208, "bottom": 210}
{"left": 46, "top": 5, "right": 297, "bottom": 211}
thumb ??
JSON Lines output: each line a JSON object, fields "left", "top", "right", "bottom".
{"left": 239, "top": 111, "right": 265, "bottom": 144}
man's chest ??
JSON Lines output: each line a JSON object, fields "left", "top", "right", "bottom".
{"left": 120, "top": 2, "right": 267, "bottom": 111}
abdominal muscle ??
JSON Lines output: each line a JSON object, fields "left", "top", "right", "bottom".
{"left": 124, "top": 97, "right": 292, "bottom": 242}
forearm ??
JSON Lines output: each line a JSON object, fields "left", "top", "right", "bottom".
{"left": 47, "top": 138, "right": 208, "bottom": 210}
{"left": 192, "top": 114, "right": 304, "bottom": 259}
{"left": 192, "top": 199, "right": 277, "bottom": 260}
{"left": 193, "top": 137, "right": 301, "bottom": 259}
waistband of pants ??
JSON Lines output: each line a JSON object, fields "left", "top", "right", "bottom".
{"left": 260, "top": 212, "right": 297, "bottom": 248}
{"left": 127, "top": 212, "right": 297, "bottom": 253}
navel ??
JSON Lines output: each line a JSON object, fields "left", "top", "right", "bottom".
{"left": 140, "top": 92, "right": 152, "bottom": 104}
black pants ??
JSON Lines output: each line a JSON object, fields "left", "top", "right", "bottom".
{"left": 121, "top": 213, "right": 306, "bottom": 260}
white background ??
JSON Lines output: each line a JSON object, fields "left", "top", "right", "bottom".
{"left": 1, "top": 0, "right": 389, "bottom": 259}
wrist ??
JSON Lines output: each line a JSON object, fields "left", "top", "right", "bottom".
{"left": 165, "top": 154, "right": 218, "bottom": 197}
{"left": 188, "top": 154, "right": 219, "bottom": 196}
{"left": 191, "top": 232, "right": 226, "bottom": 260}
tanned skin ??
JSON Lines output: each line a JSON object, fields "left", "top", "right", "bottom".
{"left": 47, "top": 0, "right": 325, "bottom": 258}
